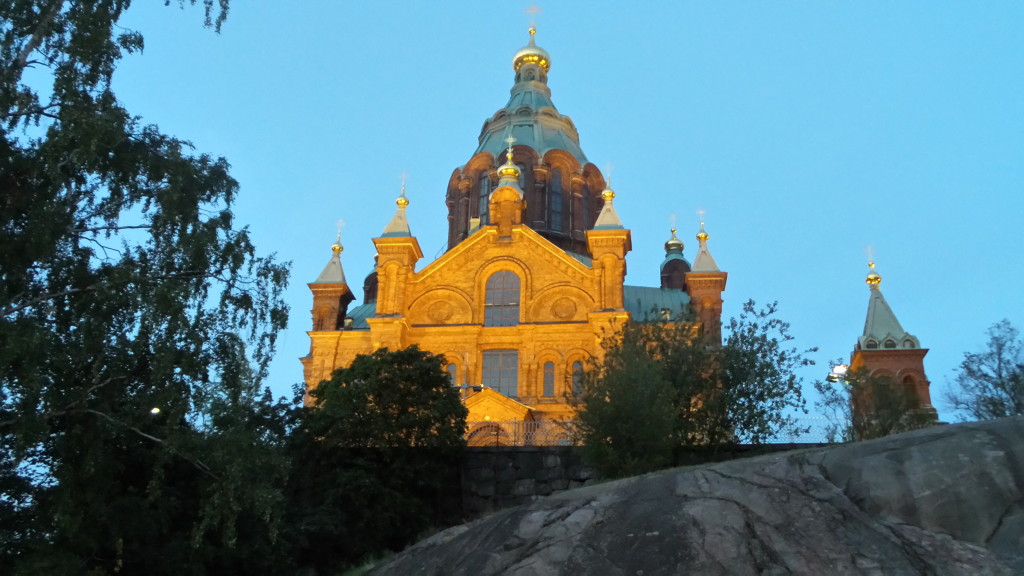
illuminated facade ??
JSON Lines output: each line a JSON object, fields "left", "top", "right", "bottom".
{"left": 300, "top": 28, "right": 727, "bottom": 444}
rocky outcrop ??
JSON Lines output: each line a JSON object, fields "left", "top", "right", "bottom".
{"left": 372, "top": 417, "right": 1024, "bottom": 575}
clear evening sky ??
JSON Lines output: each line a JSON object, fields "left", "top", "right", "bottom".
{"left": 116, "top": 2, "right": 1023, "bottom": 419}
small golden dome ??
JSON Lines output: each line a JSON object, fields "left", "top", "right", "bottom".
{"left": 866, "top": 261, "right": 882, "bottom": 286}
{"left": 664, "top": 228, "right": 684, "bottom": 253}
{"left": 513, "top": 27, "right": 551, "bottom": 72}
{"left": 601, "top": 187, "right": 615, "bottom": 202}
{"left": 331, "top": 232, "right": 343, "bottom": 254}
{"left": 396, "top": 184, "right": 409, "bottom": 207}
{"left": 696, "top": 221, "right": 709, "bottom": 242}
{"left": 497, "top": 144, "right": 521, "bottom": 181}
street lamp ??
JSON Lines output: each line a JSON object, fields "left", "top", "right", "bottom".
{"left": 827, "top": 364, "right": 849, "bottom": 383}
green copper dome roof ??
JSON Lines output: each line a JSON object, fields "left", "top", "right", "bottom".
{"left": 474, "top": 30, "right": 588, "bottom": 165}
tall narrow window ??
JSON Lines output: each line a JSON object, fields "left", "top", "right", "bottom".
{"left": 572, "top": 361, "right": 584, "bottom": 395}
{"left": 543, "top": 362, "right": 555, "bottom": 397}
{"left": 447, "top": 363, "right": 458, "bottom": 386}
{"left": 484, "top": 270, "right": 520, "bottom": 327}
{"left": 483, "top": 350, "right": 518, "bottom": 398}
{"left": 478, "top": 172, "right": 490, "bottom": 225}
{"left": 549, "top": 169, "right": 563, "bottom": 232}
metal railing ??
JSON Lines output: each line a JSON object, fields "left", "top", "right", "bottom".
{"left": 466, "top": 420, "right": 576, "bottom": 447}
{"left": 465, "top": 417, "right": 835, "bottom": 447}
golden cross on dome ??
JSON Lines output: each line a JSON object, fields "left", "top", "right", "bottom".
{"left": 504, "top": 135, "right": 517, "bottom": 160}
{"left": 525, "top": 3, "right": 541, "bottom": 30}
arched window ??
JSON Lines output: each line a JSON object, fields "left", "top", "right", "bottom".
{"left": 572, "top": 361, "right": 584, "bottom": 395}
{"left": 884, "top": 339, "right": 897, "bottom": 349}
{"left": 866, "top": 339, "right": 878, "bottom": 349}
{"left": 549, "top": 169, "right": 563, "bottom": 232}
{"left": 484, "top": 270, "right": 520, "bottom": 326}
{"left": 447, "top": 363, "right": 458, "bottom": 386}
{"left": 478, "top": 172, "right": 490, "bottom": 225}
{"left": 543, "top": 362, "right": 554, "bottom": 397}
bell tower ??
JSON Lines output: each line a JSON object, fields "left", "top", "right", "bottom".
{"left": 849, "top": 262, "right": 938, "bottom": 419}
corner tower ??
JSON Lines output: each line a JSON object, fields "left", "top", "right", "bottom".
{"left": 445, "top": 27, "right": 607, "bottom": 255}
{"left": 849, "top": 262, "right": 937, "bottom": 418}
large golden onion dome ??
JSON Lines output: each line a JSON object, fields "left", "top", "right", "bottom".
{"left": 513, "top": 28, "right": 550, "bottom": 72}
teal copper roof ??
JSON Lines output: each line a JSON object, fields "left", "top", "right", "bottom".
{"left": 623, "top": 286, "right": 691, "bottom": 323}
{"left": 474, "top": 31, "right": 588, "bottom": 165}
{"left": 346, "top": 302, "right": 376, "bottom": 330}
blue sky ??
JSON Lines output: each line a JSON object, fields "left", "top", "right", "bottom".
{"left": 116, "top": 2, "right": 1023, "bottom": 419}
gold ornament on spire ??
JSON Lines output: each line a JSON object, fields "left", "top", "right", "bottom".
{"left": 396, "top": 182, "right": 410, "bottom": 207}
{"left": 497, "top": 135, "right": 521, "bottom": 180}
{"left": 866, "top": 261, "right": 882, "bottom": 287}
{"left": 696, "top": 220, "right": 709, "bottom": 242}
{"left": 601, "top": 187, "right": 615, "bottom": 202}
{"left": 331, "top": 232, "right": 343, "bottom": 254}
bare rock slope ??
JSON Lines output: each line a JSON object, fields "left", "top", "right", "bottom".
{"left": 373, "top": 417, "right": 1024, "bottom": 575}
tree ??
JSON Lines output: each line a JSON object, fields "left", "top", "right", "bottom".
{"left": 287, "top": 346, "right": 468, "bottom": 574}
{"left": 815, "top": 366, "right": 934, "bottom": 443}
{"left": 946, "top": 320, "right": 1024, "bottom": 421}
{"left": 576, "top": 300, "right": 813, "bottom": 478}
{"left": 1, "top": 2, "right": 291, "bottom": 574}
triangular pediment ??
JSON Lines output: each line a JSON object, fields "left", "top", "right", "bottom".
{"left": 416, "top": 224, "right": 592, "bottom": 282}
{"left": 464, "top": 388, "right": 534, "bottom": 422}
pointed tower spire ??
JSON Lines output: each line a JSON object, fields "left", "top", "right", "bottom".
{"left": 593, "top": 186, "right": 624, "bottom": 230}
{"left": 685, "top": 219, "right": 727, "bottom": 342}
{"left": 307, "top": 233, "right": 355, "bottom": 332}
{"left": 381, "top": 184, "right": 412, "bottom": 237}
{"left": 314, "top": 233, "right": 348, "bottom": 284}
{"left": 849, "top": 260, "right": 937, "bottom": 422}
{"left": 691, "top": 220, "right": 720, "bottom": 272}
{"left": 856, "top": 261, "right": 920, "bottom": 351}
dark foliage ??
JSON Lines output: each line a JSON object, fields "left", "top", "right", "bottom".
{"left": 286, "top": 346, "right": 468, "bottom": 574}
{"left": 946, "top": 320, "right": 1024, "bottom": 421}
{"left": 576, "top": 300, "right": 813, "bottom": 478}
{"left": 1, "top": 2, "right": 293, "bottom": 574}
{"left": 815, "top": 366, "right": 934, "bottom": 442}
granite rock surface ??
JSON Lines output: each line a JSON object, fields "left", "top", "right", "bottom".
{"left": 372, "top": 417, "right": 1024, "bottom": 575}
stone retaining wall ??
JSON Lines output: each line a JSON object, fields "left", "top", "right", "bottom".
{"left": 458, "top": 443, "right": 824, "bottom": 517}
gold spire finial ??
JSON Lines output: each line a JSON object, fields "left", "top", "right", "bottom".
{"left": 866, "top": 260, "right": 882, "bottom": 287}
{"left": 396, "top": 182, "right": 409, "bottom": 207}
{"left": 497, "top": 135, "right": 521, "bottom": 180}
{"left": 331, "top": 231, "right": 343, "bottom": 254}
{"left": 696, "top": 220, "right": 709, "bottom": 242}
{"left": 601, "top": 187, "right": 615, "bottom": 202}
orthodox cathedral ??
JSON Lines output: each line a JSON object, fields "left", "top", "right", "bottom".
{"left": 301, "top": 27, "right": 936, "bottom": 443}
{"left": 300, "top": 27, "right": 727, "bottom": 444}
